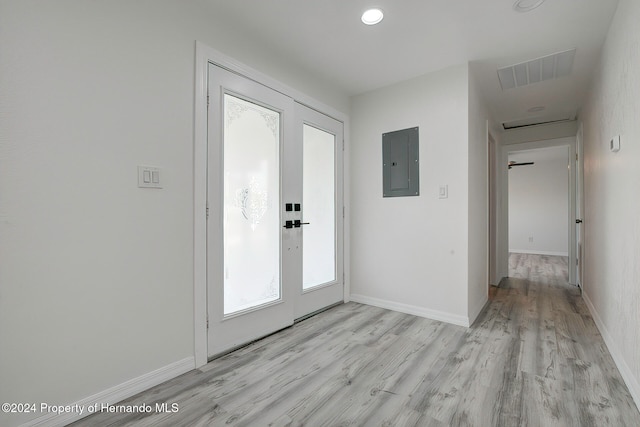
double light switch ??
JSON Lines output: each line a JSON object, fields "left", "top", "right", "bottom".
{"left": 138, "top": 166, "right": 162, "bottom": 189}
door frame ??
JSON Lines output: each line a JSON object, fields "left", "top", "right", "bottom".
{"left": 193, "top": 41, "right": 350, "bottom": 368}
{"left": 487, "top": 130, "right": 498, "bottom": 286}
{"left": 498, "top": 137, "right": 577, "bottom": 285}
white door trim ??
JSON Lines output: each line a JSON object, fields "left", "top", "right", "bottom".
{"left": 193, "top": 41, "right": 349, "bottom": 368}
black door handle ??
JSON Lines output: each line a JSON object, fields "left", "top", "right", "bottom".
{"left": 283, "top": 220, "right": 294, "bottom": 229}
{"left": 576, "top": 219, "right": 583, "bottom": 224}
{"left": 293, "top": 220, "right": 310, "bottom": 228}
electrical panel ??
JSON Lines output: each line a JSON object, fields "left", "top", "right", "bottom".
{"left": 382, "top": 127, "right": 419, "bottom": 197}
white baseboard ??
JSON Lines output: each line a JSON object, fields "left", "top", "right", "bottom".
{"left": 468, "top": 297, "right": 489, "bottom": 326}
{"left": 582, "top": 292, "right": 640, "bottom": 410}
{"left": 509, "top": 249, "right": 569, "bottom": 256}
{"left": 21, "top": 357, "right": 195, "bottom": 427}
{"left": 350, "top": 294, "right": 470, "bottom": 327}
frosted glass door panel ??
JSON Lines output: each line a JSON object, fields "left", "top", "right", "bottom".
{"left": 302, "top": 124, "right": 336, "bottom": 290}
{"left": 224, "top": 94, "right": 280, "bottom": 315}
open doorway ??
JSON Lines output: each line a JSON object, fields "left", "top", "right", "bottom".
{"left": 502, "top": 138, "right": 577, "bottom": 285}
{"left": 509, "top": 146, "right": 569, "bottom": 261}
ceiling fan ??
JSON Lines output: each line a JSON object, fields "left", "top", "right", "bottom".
{"left": 508, "top": 160, "right": 534, "bottom": 169}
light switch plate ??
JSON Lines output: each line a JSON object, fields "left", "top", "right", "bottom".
{"left": 138, "top": 166, "right": 162, "bottom": 188}
{"left": 439, "top": 185, "right": 448, "bottom": 199}
{"left": 610, "top": 135, "right": 621, "bottom": 152}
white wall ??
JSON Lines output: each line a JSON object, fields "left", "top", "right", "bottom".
{"left": 508, "top": 147, "right": 569, "bottom": 256}
{"left": 350, "top": 64, "right": 472, "bottom": 325}
{"left": 579, "top": 0, "right": 640, "bottom": 407}
{"left": 467, "top": 67, "right": 490, "bottom": 321}
{"left": 0, "top": 2, "right": 348, "bottom": 426}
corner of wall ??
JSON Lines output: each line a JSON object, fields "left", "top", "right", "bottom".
{"left": 467, "top": 63, "right": 490, "bottom": 321}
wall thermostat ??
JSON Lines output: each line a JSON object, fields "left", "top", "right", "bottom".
{"left": 610, "top": 135, "right": 621, "bottom": 152}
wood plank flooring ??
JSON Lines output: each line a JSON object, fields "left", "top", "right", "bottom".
{"left": 70, "top": 254, "right": 640, "bottom": 426}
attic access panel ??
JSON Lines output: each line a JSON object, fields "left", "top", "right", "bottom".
{"left": 382, "top": 127, "right": 419, "bottom": 197}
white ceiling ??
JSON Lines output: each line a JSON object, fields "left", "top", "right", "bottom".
{"left": 201, "top": 0, "right": 619, "bottom": 127}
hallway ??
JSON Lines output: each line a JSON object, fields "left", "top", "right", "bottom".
{"left": 499, "top": 253, "right": 639, "bottom": 425}
{"left": 71, "top": 255, "right": 640, "bottom": 426}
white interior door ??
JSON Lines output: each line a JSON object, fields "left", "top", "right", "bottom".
{"left": 576, "top": 124, "right": 585, "bottom": 287}
{"left": 207, "top": 64, "right": 296, "bottom": 357}
{"left": 294, "top": 104, "right": 344, "bottom": 318}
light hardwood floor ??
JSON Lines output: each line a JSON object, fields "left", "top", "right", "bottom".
{"left": 71, "top": 254, "right": 640, "bottom": 426}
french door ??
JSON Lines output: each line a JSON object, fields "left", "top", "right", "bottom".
{"left": 294, "top": 104, "right": 344, "bottom": 318}
{"left": 207, "top": 64, "right": 343, "bottom": 357}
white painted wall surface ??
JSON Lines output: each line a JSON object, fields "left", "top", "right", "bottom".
{"left": 579, "top": 0, "right": 640, "bottom": 407}
{"left": 350, "top": 64, "right": 471, "bottom": 324}
{"left": 508, "top": 147, "right": 569, "bottom": 256}
{"left": 0, "top": 2, "right": 348, "bottom": 426}
{"left": 467, "top": 68, "right": 490, "bottom": 322}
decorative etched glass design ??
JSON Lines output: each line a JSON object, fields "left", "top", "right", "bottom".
{"left": 302, "top": 124, "right": 336, "bottom": 289}
{"left": 223, "top": 94, "right": 280, "bottom": 315}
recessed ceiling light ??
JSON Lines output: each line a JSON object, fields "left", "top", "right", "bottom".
{"left": 528, "top": 106, "right": 546, "bottom": 113}
{"left": 513, "top": 0, "right": 546, "bottom": 13}
{"left": 361, "top": 8, "right": 384, "bottom": 25}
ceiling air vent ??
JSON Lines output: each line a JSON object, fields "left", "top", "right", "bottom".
{"left": 497, "top": 48, "right": 576, "bottom": 90}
